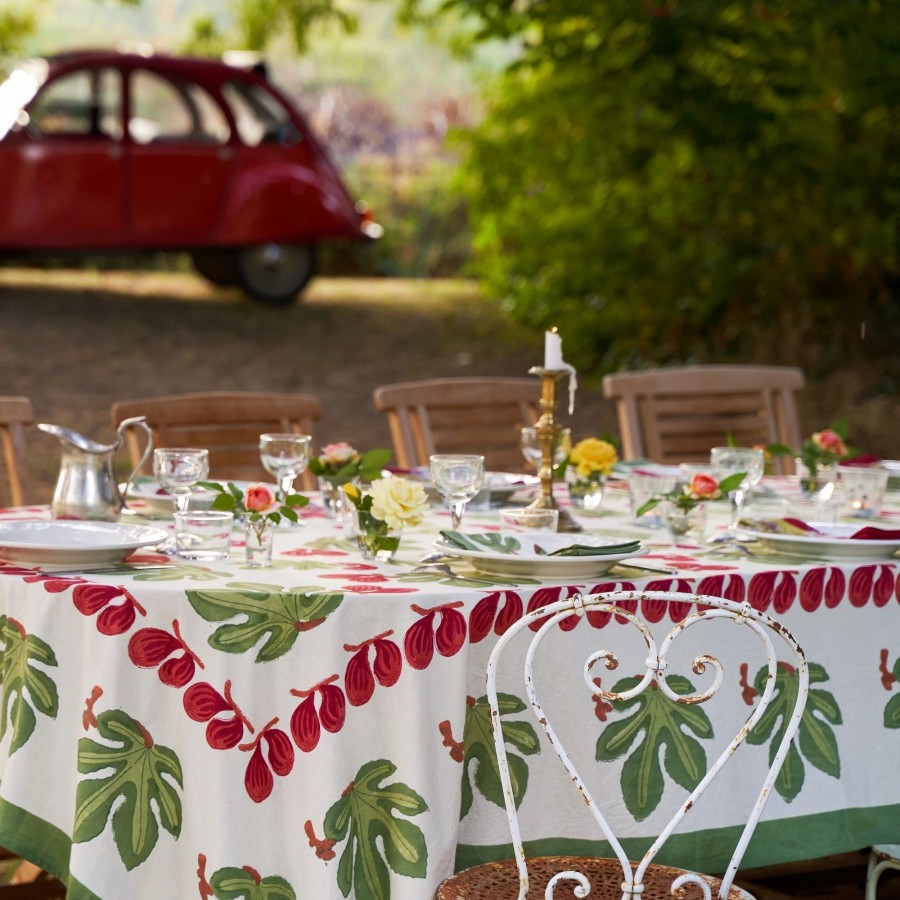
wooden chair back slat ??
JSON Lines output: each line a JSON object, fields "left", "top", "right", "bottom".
{"left": 0, "top": 396, "right": 34, "bottom": 507}
{"left": 373, "top": 378, "right": 540, "bottom": 471}
{"left": 110, "top": 392, "right": 322, "bottom": 490}
{"left": 603, "top": 365, "right": 804, "bottom": 473}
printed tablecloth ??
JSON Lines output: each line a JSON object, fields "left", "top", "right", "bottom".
{"left": 0, "top": 483, "right": 898, "bottom": 899}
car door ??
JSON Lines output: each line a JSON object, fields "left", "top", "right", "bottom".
{"left": 126, "top": 68, "right": 233, "bottom": 245}
{"left": 0, "top": 65, "right": 126, "bottom": 247}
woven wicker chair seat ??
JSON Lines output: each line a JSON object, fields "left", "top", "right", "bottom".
{"left": 436, "top": 856, "right": 754, "bottom": 899}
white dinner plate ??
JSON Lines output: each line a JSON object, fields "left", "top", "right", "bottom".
{"left": 0, "top": 520, "right": 169, "bottom": 565}
{"left": 123, "top": 477, "right": 224, "bottom": 516}
{"left": 433, "top": 532, "right": 647, "bottom": 578}
{"left": 733, "top": 522, "right": 900, "bottom": 561}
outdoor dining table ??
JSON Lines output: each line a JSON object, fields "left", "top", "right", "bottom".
{"left": 0, "top": 478, "right": 897, "bottom": 900}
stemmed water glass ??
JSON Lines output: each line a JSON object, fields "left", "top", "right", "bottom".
{"left": 430, "top": 454, "right": 485, "bottom": 530}
{"left": 259, "top": 433, "right": 312, "bottom": 507}
{"left": 153, "top": 448, "right": 210, "bottom": 515}
{"left": 710, "top": 446, "right": 765, "bottom": 525}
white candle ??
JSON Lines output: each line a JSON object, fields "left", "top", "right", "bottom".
{"left": 544, "top": 328, "right": 564, "bottom": 369}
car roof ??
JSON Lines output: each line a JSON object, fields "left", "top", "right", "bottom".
{"left": 40, "top": 48, "right": 268, "bottom": 86}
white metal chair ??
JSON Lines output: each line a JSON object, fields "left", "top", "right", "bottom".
{"left": 437, "top": 590, "right": 809, "bottom": 900}
{"left": 867, "top": 845, "right": 900, "bottom": 899}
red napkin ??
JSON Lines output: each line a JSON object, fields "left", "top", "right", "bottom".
{"left": 850, "top": 526, "right": 900, "bottom": 540}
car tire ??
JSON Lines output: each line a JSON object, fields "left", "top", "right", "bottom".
{"left": 190, "top": 249, "right": 239, "bottom": 287}
{"left": 236, "top": 243, "right": 317, "bottom": 305}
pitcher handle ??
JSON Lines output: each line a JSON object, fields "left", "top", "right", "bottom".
{"left": 117, "top": 416, "right": 154, "bottom": 511}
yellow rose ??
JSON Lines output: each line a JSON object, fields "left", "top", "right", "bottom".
{"left": 368, "top": 477, "right": 429, "bottom": 530}
{"left": 570, "top": 437, "right": 618, "bottom": 479}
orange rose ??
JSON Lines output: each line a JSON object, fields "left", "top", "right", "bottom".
{"left": 688, "top": 473, "right": 721, "bottom": 500}
{"left": 245, "top": 483, "right": 276, "bottom": 512}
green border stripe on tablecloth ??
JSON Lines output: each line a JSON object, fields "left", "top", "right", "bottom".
{"left": 0, "top": 797, "right": 101, "bottom": 900}
{"left": 455, "top": 803, "right": 900, "bottom": 873}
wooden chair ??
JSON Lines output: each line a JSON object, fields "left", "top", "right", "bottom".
{"left": 372, "top": 378, "right": 539, "bottom": 472}
{"left": 110, "top": 391, "right": 322, "bottom": 491}
{"left": 602, "top": 365, "right": 805, "bottom": 472}
{"left": 0, "top": 396, "right": 34, "bottom": 508}
{"left": 0, "top": 848, "right": 66, "bottom": 898}
{"left": 437, "top": 589, "right": 809, "bottom": 900}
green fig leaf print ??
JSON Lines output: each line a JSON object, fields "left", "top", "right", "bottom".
{"left": 596, "top": 674, "right": 713, "bottom": 822}
{"left": 323, "top": 759, "right": 428, "bottom": 900}
{"left": 75, "top": 709, "right": 183, "bottom": 870}
{"left": 747, "top": 661, "right": 841, "bottom": 801}
{"left": 0, "top": 615, "right": 58, "bottom": 753}
{"left": 885, "top": 655, "right": 900, "bottom": 729}
{"left": 187, "top": 585, "right": 344, "bottom": 661}
{"left": 460, "top": 693, "right": 540, "bottom": 819}
{"left": 209, "top": 866, "right": 296, "bottom": 900}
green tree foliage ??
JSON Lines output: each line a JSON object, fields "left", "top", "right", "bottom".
{"left": 0, "top": 6, "right": 37, "bottom": 75}
{"left": 438, "top": 0, "right": 900, "bottom": 373}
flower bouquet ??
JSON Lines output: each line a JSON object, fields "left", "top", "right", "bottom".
{"left": 767, "top": 421, "right": 852, "bottom": 498}
{"left": 636, "top": 471, "right": 747, "bottom": 542}
{"left": 308, "top": 443, "right": 392, "bottom": 516}
{"left": 200, "top": 481, "right": 308, "bottom": 566}
{"left": 344, "top": 477, "right": 428, "bottom": 561}
{"left": 560, "top": 436, "right": 618, "bottom": 510}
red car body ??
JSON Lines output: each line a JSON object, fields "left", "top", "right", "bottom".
{"left": 0, "top": 49, "right": 378, "bottom": 303}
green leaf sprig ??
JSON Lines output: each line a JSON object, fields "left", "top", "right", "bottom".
{"left": 307, "top": 446, "right": 392, "bottom": 485}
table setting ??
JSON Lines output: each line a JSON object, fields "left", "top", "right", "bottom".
{"left": 0, "top": 337, "right": 898, "bottom": 900}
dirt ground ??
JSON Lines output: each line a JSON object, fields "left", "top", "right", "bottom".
{"left": 0, "top": 270, "right": 617, "bottom": 503}
{"left": 0, "top": 268, "right": 895, "bottom": 505}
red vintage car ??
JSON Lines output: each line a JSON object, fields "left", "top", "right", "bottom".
{"left": 0, "top": 49, "right": 380, "bottom": 304}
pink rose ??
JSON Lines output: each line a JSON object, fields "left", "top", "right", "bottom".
{"left": 321, "top": 442, "right": 359, "bottom": 466}
{"left": 812, "top": 429, "right": 846, "bottom": 457}
{"left": 689, "top": 473, "right": 721, "bottom": 500}
{"left": 245, "top": 483, "right": 276, "bottom": 512}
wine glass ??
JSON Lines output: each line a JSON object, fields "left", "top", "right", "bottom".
{"left": 153, "top": 448, "right": 210, "bottom": 515}
{"left": 259, "top": 433, "right": 312, "bottom": 505}
{"left": 710, "top": 446, "right": 765, "bottom": 525}
{"left": 520, "top": 426, "right": 571, "bottom": 472}
{"left": 430, "top": 454, "right": 485, "bottom": 530}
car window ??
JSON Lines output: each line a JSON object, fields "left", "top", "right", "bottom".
{"left": 27, "top": 67, "right": 122, "bottom": 138}
{"left": 221, "top": 80, "right": 300, "bottom": 147}
{"left": 130, "top": 69, "right": 229, "bottom": 145}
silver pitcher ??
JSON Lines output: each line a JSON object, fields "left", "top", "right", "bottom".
{"left": 38, "top": 417, "right": 154, "bottom": 521}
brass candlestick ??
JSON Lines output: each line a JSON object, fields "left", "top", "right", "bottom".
{"left": 524, "top": 366, "right": 582, "bottom": 533}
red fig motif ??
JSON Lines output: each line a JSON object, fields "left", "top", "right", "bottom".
{"left": 404, "top": 614, "right": 436, "bottom": 670}
{"left": 264, "top": 729, "right": 295, "bottom": 777}
{"left": 373, "top": 638, "right": 402, "bottom": 687}
{"left": 435, "top": 608, "right": 466, "bottom": 657}
{"left": 183, "top": 683, "right": 229, "bottom": 721}
{"left": 129, "top": 628, "right": 182, "bottom": 667}
{"left": 346, "top": 647, "right": 375, "bottom": 706}
{"left": 468, "top": 593, "right": 500, "bottom": 643}
{"left": 245, "top": 744, "right": 273, "bottom": 803}
{"left": 291, "top": 695, "right": 321, "bottom": 752}
{"left": 206, "top": 716, "right": 244, "bottom": 750}
{"left": 318, "top": 683, "right": 346, "bottom": 733}
{"left": 158, "top": 653, "right": 196, "bottom": 688}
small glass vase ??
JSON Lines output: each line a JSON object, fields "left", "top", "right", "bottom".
{"left": 245, "top": 518, "right": 275, "bottom": 567}
{"left": 567, "top": 475, "right": 605, "bottom": 511}
{"left": 353, "top": 510, "right": 402, "bottom": 562}
{"left": 796, "top": 460, "right": 838, "bottom": 501}
{"left": 664, "top": 501, "right": 707, "bottom": 544}
{"left": 318, "top": 476, "right": 359, "bottom": 519}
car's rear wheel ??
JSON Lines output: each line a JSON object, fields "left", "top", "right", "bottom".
{"left": 236, "top": 243, "right": 317, "bottom": 305}
{"left": 190, "top": 249, "right": 239, "bottom": 287}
